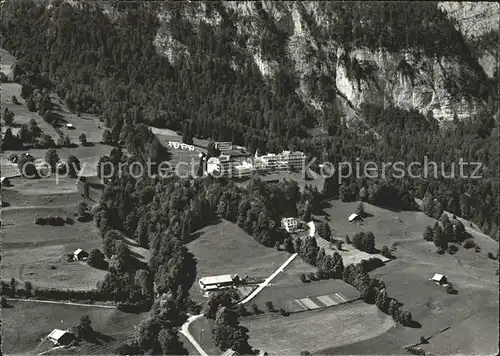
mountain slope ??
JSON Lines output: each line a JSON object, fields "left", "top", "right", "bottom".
{"left": 0, "top": 0, "right": 497, "bottom": 239}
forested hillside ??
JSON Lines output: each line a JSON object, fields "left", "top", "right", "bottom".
{"left": 1, "top": 0, "right": 497, "bottom": 240}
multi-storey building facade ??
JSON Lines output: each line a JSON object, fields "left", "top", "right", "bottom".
{"left": 255, "top": 151, "right": 306, "bottom": 171}
{"left": 206, "top": 148, "right": 307, "bottom": 178}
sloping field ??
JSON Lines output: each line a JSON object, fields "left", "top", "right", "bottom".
{"left": 1, "top": 177, "right": 106, "bottom": 290}
{"left": 1, "top": 176, "right": 86, "bottom": 207}
{"left": 2, "top": 300, "right": 148, "bottom": 355}
{"left": 2, "top": 244, "right": 107, "bottom": 291}
{"left": 0, "top": 47, "right": 16, "bottom": 76}
{"left": 241, "top": 300, "right": 395, "bottom": 355}
{"left": 318, "top": 199, "right": 499, "bottom": 355}
{"left": 1, "top": 82, "right": 60, "bottom": 138}
{"left": 249, "top": 278, "right": 359, "bottom": 312}
{"left": 58, "top": 110, "right": 106, "bottom": 144}
{"left": 1, "top": 66, "right": 108, "bottom": 144}
{"left": 0, "top": 155, "right": 21, "bottom": 177}
{"left": 2, "top": 176, "right": 80, "bottom": 197}
{"left": 187, "top": 220, "right": 293, "bottom": 302}
{"left": 315, "top": 235, "right": 390, "bottom": 265}
{"left": 270, "top": 256, "right": 317, "bottom": 285}
{"left": 320, "top": 200, "right": 437, "bottom": 247}
{"left": 2, "top": 204, "right": 99, "bottom": 246}
{"left": 2, "top": 143, "right": 115, "bottom": 177}
{"left": 188, "top": 316, "right": 219, "bottom": 355}
{"left": 370, "top": 253, "right": 499, "bottom": 355}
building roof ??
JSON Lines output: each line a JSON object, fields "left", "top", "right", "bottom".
{"left": 66, "top": 123, "right": 74, "bottom": 127}
{"left": 221, "top": 349, "right": 238, "bottom": 356}
{"left": 432, "top": 273, "right": 446, "bottom": 281}
{"left": 48, "top": 329, "right": 70, "bottom": 341}
{"left": 0, "top": 177, "right": 8, "bottom": 182}
{"left": 74, "top": 248, "right": 84, "bottom": 255}
{"left": 348, "top": 213, "right": 361, "bottom": 221}
{"left": 199, "top": 274, "right": 238, "bottom": 286}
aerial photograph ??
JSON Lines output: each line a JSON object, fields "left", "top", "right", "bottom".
{"left": 0, "top": 1, "right": 498, "bottom": 355}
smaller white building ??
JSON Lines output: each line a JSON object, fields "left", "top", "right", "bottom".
{"left": 348, "top": 213, "right": 363, "bottom": 223}
{"left": 281, "top": 217, "right": 298, "bottom": 233}
{"left": 221, "top": 349, "right": 238, "bottom": 356}
{"left": 199, "top": 274, "right": 240, "bottom": 291}
{"left": 73, "top": 248, "right": 89, "bottom": 261}
{"left": 430, "top": 273, "right": 447, "bottom": 285}
{"left": 66, "top": 123, "right": 74, "bottom": 129}
{"left": 48, "top": 329, "right": 74, "bottom": 345}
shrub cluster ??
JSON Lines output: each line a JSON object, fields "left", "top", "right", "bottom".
{"left": 352, "top": 232, "right": 376, "bottom": 253}
{"left": 422, "top": 217, "right": 471, "bottom": 251}
{"left": 359, "top": 257, "right": 384, "bottom": 273}
{"left": 117, "top": 299, "right": 153, "bottom": 313}
{"left": 35, "top": 216, "right": 67, "bottom": 226}
{"left": 463, "top": 238, "right": 476, "bottom": 249}
{"left": 31, "top": 287, "right": 112, "bottom": 301}
{"left": 406, "top": 346, "right": 426, "bottom": 355}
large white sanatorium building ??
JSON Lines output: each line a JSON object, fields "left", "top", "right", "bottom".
{"left": 207, "top": 150, "right": 306, "bottom": 178}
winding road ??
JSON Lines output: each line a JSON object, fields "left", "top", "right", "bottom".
{"left": 179, "top": 253, "right": 298, "bottom": 356}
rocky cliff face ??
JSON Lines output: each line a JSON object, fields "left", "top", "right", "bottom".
{"left": 334, "top": 49, "right": 482, "bottom": 122}
{"left": 153, "top": 1, "right": 494, "bottom": 123}
{"left": 438, "top": 2, "right": 499, "bottom": 78}
{"left": 438, "top": 2, "right": 498, "bottom": 39}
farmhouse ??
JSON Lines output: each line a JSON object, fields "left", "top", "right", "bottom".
{"left": 348, "top": 213, "right": 363, "bottom": 223}
{"left": 281, "top": 217, "right": 298, "bottom": 233}
{"left": 199, "top": 274, "right": 240, "bottom": 291}
{"left": 73, "top": 248, "right": 89, "bottom": 261}
{"left": 0, "top": 177, "right": 11, "bottom": 186}
{"left": 47, "top": 329, "right": 74, "bottom": 345}
{"left": 430, "top": 273, "right": 447, "bottom": 285}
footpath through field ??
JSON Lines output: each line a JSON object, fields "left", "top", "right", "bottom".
{"left": 180, "top": 253, "right": 298, "bottom": 356}
{"left": 6, "top": 298, "right": 115, "bottom": 309}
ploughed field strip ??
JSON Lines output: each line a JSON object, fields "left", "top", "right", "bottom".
{"left": 285, "top": 292, "right": 355, "bottom": 313}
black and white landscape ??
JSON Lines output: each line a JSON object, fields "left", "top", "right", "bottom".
{"left": 0, "top": 1, "right": 498, "bottom": 355}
